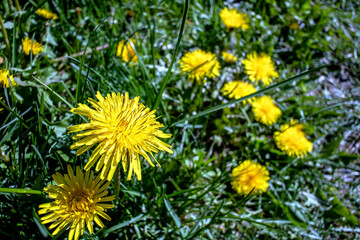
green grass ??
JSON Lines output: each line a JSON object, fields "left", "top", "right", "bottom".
{"left": 0, "top": 0, "right": 359, "bottom": 239}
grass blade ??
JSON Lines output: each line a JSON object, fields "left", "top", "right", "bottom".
{"left": 104, "top": 214, "right": 145, "bottom": 234}
{"left": 152, "top": 0, "right": 189, "bottom": 109}
{"left": 171, "top": 65, "right": 327, "bottom": 126}
{"left": 164, "top": 197, "right": 185, "bottom": 238}
{"left": 0, "top": 188, "right": 43, "bottom": 195}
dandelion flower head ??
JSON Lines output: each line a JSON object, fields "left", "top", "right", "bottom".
{"left": 22, "top": 37, "right": 44, "bottom": 55}
{"left": 220, "top": 8, "right": 249, "bottom": 30}
{"left": 289, "top": 22, "right": 299, "bottom": 30}
{"left": 231, "top": 160, "right": 270, "bottom": 195}
{"left": 221, "top": 81, "right": 256, "bottom": 103}
{"left": 242, "top": 52, "right": 279, "bottom": 85}
{"left": 0, "top": 69, "right": 16, "bottom": 88}
{"left": 222, "top": 51, "right": 238, "bottom": 64}
{"left": 116, "top": 38, "right": 138, "bottom": 63}
{"left": 68, "top": 91, "right": 173, "bottom": 181}
{"left": 274, "top": 120, "right": 313, "bottom": 157}
{"left": 179, "top": 49, "right": 220, "bottom": 84}
{"left": 36, "top": 8, "right": 58, "bottom": 20}
{"left": 252, "top": 96, "right": 282, "bottom": 125}
{"left": 38, "top": 165, "right": 114, "bottom": 240}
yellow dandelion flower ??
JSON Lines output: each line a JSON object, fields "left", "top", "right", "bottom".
{"left": 274, "top": 120, "right": 313, "bottom": 157}
{"left": 222, "top": 51, "right": 238, "bottom": 64}
{"left": 36, "top": 8, "right": 58, "bottom": 20}
{"left": 221, "top": 81, "right": 257, "bottom": 103}
{"left": 231, "top": 160, "right": 270, "bottom": 195}
{"left": 116, "top": 38, "right": 138, "bottom": 62}
{"left": 289, "top": 22, "right": 299, "bottom": 30}
{"left": 68, "top": 91, "right": 173, "bottom": 181}
{"left": 252, "top": 96, "right": 282, "bottom": 125}
{"left": 22, "top": 37, "right": 44, "bottom": 55}
{"left": 38, "top": 165, "right": 114, "bottom": 240}
{"left": 0, "top": 69, "right": 16, "bottom": 88}
{"left": 219, "top": 8, "right": 250, "bottom": 30}
{"left": 179, "top": 49, "right": 220, "bottom": 84}
{"left": 242, "top": 52, "right": 279, "bottom": 85}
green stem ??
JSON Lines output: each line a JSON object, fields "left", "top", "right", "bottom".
{"left": 0, "top": 15, "right": 11, "bottom": 56}
{"left": 0, "top": 187, "right": 43, "bottom": 195}
{"left": 14, "top": 0, "right": 21, "bottom": 14}
{"left": 114, "top": 165, "right": 121, "bottom": 202}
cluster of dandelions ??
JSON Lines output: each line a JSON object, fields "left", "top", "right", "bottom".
{"left": 38, "top": 91, "right": 173, "bottom": 239}
{"left": 2, "top": 9, "right": 52, "bottom": 89}
{"left": 5, "top": 8, "right": 168, "bottom": 239}
{"left": 176, "top": 7, "right": 313, "bottom": 196}
{"left": 8, "top": 5, "right": 315, "bottom": 238}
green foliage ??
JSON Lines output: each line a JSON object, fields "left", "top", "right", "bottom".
{"left": 0, "top": 0, "right": 359, "bottom": 239}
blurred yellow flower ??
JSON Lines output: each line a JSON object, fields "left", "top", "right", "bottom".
{"left": 289, "top": 22, "right": 299, "bottom": 30}
{"left": 222, "top": 51, "right": 238, "bottom": 63}
{"left": 116, "top": 38, "right": 138, "bottom": 62}
{"left": 22, "top": 37, "right": 44, "bottom": 55}
{"left": 36, "top": 8, "right": 58, "bottom": 20}
{"left": 274, "top": 120, "right": 313, "bottom": 157}
{"left": 231, "top": 160, "right": 270, "bottom": 195}
{"left": 38, "top": 166, "right": 114, "bottom": 240}
{"left": 68, "top": 92, "right": 173, "bottom": 181}
{"left": 242, "top": 52, "right": 279, "bottom": 85}
{"left": 0, "top": 69, "right": 16, "bottom": 88}
{"left": 252, "top": 96, "right": 282, "bottom": 125}
{"left": 179, "top": 49, "right": 220, "bottom": 83}
{"left": 221, "top": 81, "right": 256, "bottom": 103}
{"left": 220, "top": 8, "right": 249, "bottom": 30}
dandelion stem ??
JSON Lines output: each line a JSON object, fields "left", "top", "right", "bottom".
{"left": 114, "top": 165, "right": 121, "bottom": 202}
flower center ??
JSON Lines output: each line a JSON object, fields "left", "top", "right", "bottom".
{"left": 107, "top": 111, "right": 149, "bottom": 148}
{"left": 69, "top": 192, "right": 92, "bottom": 213}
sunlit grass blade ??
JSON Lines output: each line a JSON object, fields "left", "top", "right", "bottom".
{"left": 32, "top": 76, "right": 73, "bottom": 109}
{"left": 186, "top": 199, "right": 225, "bottom": 240}
{"left": 32, "top": 77, "right": 89, "bottom": 122}
{"left": 172, "top": 65, "right": 327, "bottom": 126}
{"left": 75, "top": 18, "right": 108, "bottom": 103}
{"left": 103, "top": 214, "right": 146, "bottom": 235}
{"left": 186, "top": 198, "right": 214, "bottom": 238}
{"left": 0, "top": 188, "right": 43, "bottom": 195}
{"left": 164, "top": 197, "right": 185, "bottom": 238}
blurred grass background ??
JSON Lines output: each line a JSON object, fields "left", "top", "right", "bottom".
{"left": 0, "top": 0, "right": 359, "bottom": 239}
